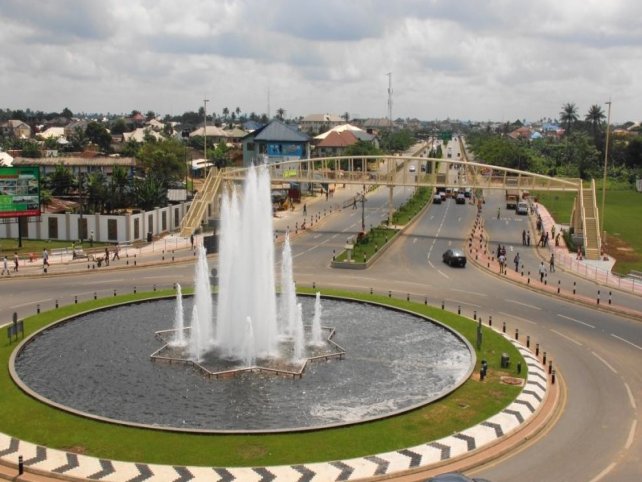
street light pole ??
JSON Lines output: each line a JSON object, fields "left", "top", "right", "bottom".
{"left": 203, "top": 98, "right": 209, "bottom": 177}
{"left": 359, "top": 193, "right": 366, "bottom": 232}
{"left": 600, "top": 100, "right": 612, "bottom": 243}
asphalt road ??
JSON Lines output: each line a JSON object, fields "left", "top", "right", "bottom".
{"left": 1, "top": 141, "right": 640, "bottom": 481}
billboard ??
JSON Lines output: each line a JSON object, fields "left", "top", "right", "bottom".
{"left": 0, "top": 166, "right": 40, "bottom": 218}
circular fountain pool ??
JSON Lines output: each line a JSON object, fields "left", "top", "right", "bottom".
{"left": 13, "top": 297, "right": 474, "bottom": 433}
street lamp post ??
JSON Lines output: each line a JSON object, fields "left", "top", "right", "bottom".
{"left": 203, "top": 98, "right": 209, "bottom": 177}
{"left": 600, "top": 100, "right": 612, "bottom": 246}
{"left": 359, "top": 193, "right": 366, "bottom": 232}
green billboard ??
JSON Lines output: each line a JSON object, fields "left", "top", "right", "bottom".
{"left": 0, "top": 166, "right": 40, "bottom": 218}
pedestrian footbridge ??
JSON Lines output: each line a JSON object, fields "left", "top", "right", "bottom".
{"left": 179, "top": 143, "right": 601, "bottom": 259}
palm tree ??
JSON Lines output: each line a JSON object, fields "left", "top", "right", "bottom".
{"left": 222, "top": 107, "right": 229, "bottom": 122}
{"left": 276, "top": 108, "right": 286, "bottom": 120}
{"left": 585, "top": 104, "right": 606, "bottom": 143}
{"left": 559, "top": 102, "right": 579, "bottom": 134}
{"left": 342, "top": 112, "right": 350, "bottom": 122}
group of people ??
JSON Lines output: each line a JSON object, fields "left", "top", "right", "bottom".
{"left": 1, "top": 252, "right": 20, "bottom": 275}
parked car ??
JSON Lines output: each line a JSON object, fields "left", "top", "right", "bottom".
{"left": 455, "top": 193, "right": 466, "bottom": 204}
{"left": 409, "top": 164, "right": 416, "bottom": 172}
{"left": 463, "top": 187, "right": 472, "bottom": 198}
{"left": 442, "top": 248, "right": 467, "bottom": 267}
{"left": 424, "top": 473, "right": 491, "bottom": 482}
{"left": 433, "top": 194, "right": 442, "bottom": 204}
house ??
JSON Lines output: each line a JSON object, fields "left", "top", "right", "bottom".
{"left": 0, "top": 151, "right": 13, "bottom": 167}
{"left": 189, "top": 125, "right": 228, "bottom": 145}
{"left": 145, "top": 118, "right": 165, "bottom": 131}
{"left": 123, "top": 127, "right": 164, "bottom": 143}
{"left": 38, "top": 127, "right": 66, "bottom": 140}
{"left": 241, "top": 119, "right": 310, "bottom": 165}
{"left": 11, "top": 156, "right": 138, "bottom": 178}
{"left": 314, "top": 130, "right": 359, "bottom": 157}
{"left": 1, "top": 120, "right": 32, "bottom": 139}
{"left": 299, "top": 114, "right": 344, "bottom": 133}
{"left": 64, "top": 120, "right": 90, "bottom": 139}
{"left": 223, "top": 127, "right": 248, "bottom": 143}
{"left": 315, "top": 124, "right": 378, "bottom": 146}
{"left": 507, "top": 127, "right": 533, "bottom": 140}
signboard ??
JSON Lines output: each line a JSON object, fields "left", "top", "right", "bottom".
{"left": 0, "top": 166, "right": 40, "bottom": 218}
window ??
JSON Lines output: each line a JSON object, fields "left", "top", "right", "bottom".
{"left": 162, "top": 212, "right": 167, "bottom": 231}
{"left": 107, "top": 219, "right": 117, "bottom": 241}
{"left": 47, "top": 217, "right": 58, "bottom": 239}
{"left": 174, "top": 208, "right": 179, "bottom": 227}
{"left": 78, "top": 218, "right": 88, "bottom": 240}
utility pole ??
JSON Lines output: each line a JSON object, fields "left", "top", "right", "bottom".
{"left": 203, "top": 98, "right": 209, "bottom": 176}
{"left": 600, "top": 99, "right": 612, "bottom": 245}
{"left": 386, "top": 72, "right": 393, "bottom": 127}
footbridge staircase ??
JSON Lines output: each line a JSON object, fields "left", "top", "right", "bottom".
{"left": 571, "top": 179, "right": 602, "bottom": 260}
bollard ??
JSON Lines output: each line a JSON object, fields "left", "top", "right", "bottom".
{"left": 407, "top": 293, "right": 410, "bottom": 301}
{"left": 526, "top": 335, "right": 530, "bottom": 348}
{"left": 536, "top": 343, "right": 540, "bottom": 356}
{"left": 597, "top": 289, "right": 600, "bottom": 305}
{"left": 94, "top": 292, "right": 97, "bottom": 300}
{"left": 37, "top": 304, "right": 40, "bottom": 314}
{"left": 502, "top": 321, "right": 506, "bottom": 333}
{"left": 312, "top": 282, "right": 316, "bottom": 289}
{"left": 517, "top": 362, "right": 521, "bottom": 374}
{"left": 557, "top": 280, "right": 560, "bottom": 294}
{"left": 609, "top": 291, "right": 612, "bottom": 305}
{"left": 573, "top": 281, "right": 576, "bottom": 295}
{"left": 543, "top": 351, "right": 547, "bottom": 364}
{"left": 473, "top": 310, "right": 477, "bottom": 320}
{"left": 18, "top": 455, "right": 24, "bottom": 475}
{"left": 55, "top": 300, "right": 59, "bottom": 309}
{"left": 458, "top": 305, "right": 461, "bottom": 315}
{"left": 552, "top": 369, "right": 556, "bottom": 384}
{"left": 74, "top": 295, "right": 78, "bottom": 304}
{"left": 370, "top": 287, "right": 373, "bottom": 295}
{"left": 488, "top": 316, "right": 492, "bottom": 327}
{"left": 134, "top": 286, "right": 137, "bottom": 294}
{"left": 424, "top": 297, "right": 428, "bottom": 305}
{"left": 441, "top": 300, "right": 445, "bottom": 310}
{"left": 515, "top": 328, "right": 519, "bottom": 340}
{"left": 388, "top": 290, "right": 392, "bottom": 298}
{"left": 548, "top": 360, "right": 553, "bottom": 374}
{"left": 153, "top": 284, "right": 157, "bottom": 292}
{"left": 527, "top": 271, "right": 530, "bottom": 284}
{"left": 113, "top": 289, "right": 117, "bottom": 297}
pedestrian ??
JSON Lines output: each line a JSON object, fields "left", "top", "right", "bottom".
{"left": 13, "top": 252, "right": 19, "bottom": 272}
{"left": 89, "top": 230, "right": 94, "bottom": 247}
{"left": 43, "top": 248, "right": 49, "bottom": 267}
{"left": 522, "top": 229, "right": 526, "bottom": 246}
{"left": 325, "top": 190, "right": 328, "bottom": 201}
{"left": 544, "top": 232, "right": 549, "bottom": 247}
{"left": 549, "top": 253, "right": 555, "bottom": 272}
{"left": 577, "top": 246, "right": 583, "bottom": 260}
{"left": 104, "top": 247, "right": 110, "bottom": 266}
{"left": 539, "top": 232, "right": 545, "bottom": 247}
{"left": 514, "top": 252, "right": 520, "bottom": 272}
{"left": 353, "top": 197, "right": 357, "bottom": 209}
{"left": 112, "top": 244, "right": 120, "bottom": 261}
{"left": 496, "top": 244, "right": 501, "bottom": 259}
{"left": 555, "top": 232, "right": 561, "bottom": 247}
{"left": 551, "top": 225, "right": 556, "bottom": 239}
{"left": 497, "top": 207, "right": 501, "bottom": 220}
{"left": 539, "top": 261, "right": 546, "bottom": 283}
{"left": 527, "top": 230, "right": 531, "bottom": 246}
{"left": 303, "top": 203, "right": 307, "bottom": 216}
{"left": 1, "top": 256, "right": 9, "bottom": 276}
{"left": 190, "top": 233, "right": 194, "bottom": 249}
{"left": 498, "top": 253, "right": 506, "bottom": 274}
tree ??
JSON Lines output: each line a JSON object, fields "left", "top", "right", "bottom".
{"left": 276, "top": 108, "right": 286, "bottom": 120}
{"left": 85, "top": 121, "right": 112, "bottom": 152}
{"left": 61, "top": 107, "right": 73, "bottom": 119}
{"left": 132, "top": 174, "right": 167, "bottom": 210}
{"left": 68, "top": 126, "right": 89, "bottom": 152}
{"left": 560, "top": 102, "right": 579, "bottom": 134}
{"left": 585, "top": 104, "right": 606, "bottom": 145}
{"left": 85, "top": 171, "right": 109, "bottom": 213}
{"left": 20, "top": 140, "right": 41, "bottom": 158}
{"left": 136, "top": 138, "right": 187, "bottom": 188}
{"left": 145, "top": 110, "right": 156, "bottom": 120}
{"left": 342, "top": 112, "right": 350, "bottom": 122}
{"left": 45, "top": 164, "right": 75, "bottom": 196}
{"left": 106, "top": 165, "right": 131, "bottom": 213}
{"left": 110, "top": 118, "right": 128, "bottom": 135}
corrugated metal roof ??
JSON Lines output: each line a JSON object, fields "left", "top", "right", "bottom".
{"left": 252, "top": 119, "right": 310, "bottom": 142}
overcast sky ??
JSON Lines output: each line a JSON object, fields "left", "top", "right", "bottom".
{"left": 0, "top": 0, "right": 639, "bottom": 123}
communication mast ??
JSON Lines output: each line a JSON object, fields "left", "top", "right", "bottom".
{"left": 386, "top": 72, "right": 393, "bottom": 127}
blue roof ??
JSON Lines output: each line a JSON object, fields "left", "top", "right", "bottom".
{"left": 249, "top": 119, "right": 310, "bottom": 143}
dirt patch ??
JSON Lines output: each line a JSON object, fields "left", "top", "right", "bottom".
{"left": 64, "top": 446, "right": 87, "bottom": 454}
{"left": 500, "top": 376, "right": 525, "bottom": 386}
{"left": 603, "top": 235, "right": 640, "bottom": 263}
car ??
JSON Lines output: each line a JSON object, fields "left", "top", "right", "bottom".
{"left": 442, "top": 248, "right": 467, "bottom": 267}
{"left": 409, "top": 165, "right": 416, "bottom": 172}
{"left": 516, "top": 201, "right": 529, "bottom": 215}
{"left": 463, "top": 187, "right": 472, "bottom": 198}
{"left": 433, "top": 194, "right": 442, "bottom": 204}
{"left": 455, "top": 193, "right": 466, "bottom": 204}
{"left": 424, "top": 473, "right": 492, "bottom": 482}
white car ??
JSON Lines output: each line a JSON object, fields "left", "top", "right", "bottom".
{"left": 409, "top": 165, "right": 416, "bottom": 172}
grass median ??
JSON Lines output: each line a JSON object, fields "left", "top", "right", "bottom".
{"left": 2, "top": 289, "right": 525, "bottom": 467}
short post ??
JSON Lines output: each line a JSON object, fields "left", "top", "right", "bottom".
{"left": 517, "top": 362, "right": 522, "bottom": 374}
{"left": 515, "top": 328, "right": 519, "bottom": 340}
{"left": 473, "top": 310, "right": 477, "bottom": 320}
{"left": 502, "top": 321, "right": 506, "bottom": 333}
{"left": 153, "top": 284, "right": 157, "bottom": 292}
{"left": 388, "top": 290, "right": 392, "bottom": 298}
{"left": 18, "top": 455, "right": 24, "bottom": 475}
{"left": 536, "top": 343, "right": 540, "bottom": 356}
{"left": 312, "top": 281, "right": 316, "bottom": 289}
{"left": 134, "top": 286, "right": 137, "bottom": 294}
{"left": 573, "top": 281, "right": 576, "bottom": 295}
{"left": 457, "top": 305, "right": 461, "bottom": 315}
{"left": 543, "top": 351, "right": 547, "bottom": 364}
{"left": 370, "top": 288, "right": 373, "bottom": 295}
{"left": 424, "top": 297, "right": 428, "bottom": 305}
{"left": 488, "top": 315, "right": 493, "bottom": 326}
{"left": 37, "top": 303, "right": 40, "bottom": 314}
{"left": 548, "top": 360, "right": 553, "bottom": 374}
{"left": 597, "top": 289, "right": 600, "bottom": 305}
{"left": 552, "top": 369, "right": 556, "bottom": 384}
{"left": 55, "top": 299, "right": 58, "bottom": 309}
{"left": 557, "top": 280, "right": 560, "bottom": 294}
{"left": 609, "top": 291, "right": 612, "bottom": 305}
{"left": 441, "top": 300, "right": 445, "bottom": 310}
{"left": 406, "top": 293, "right": 410, "bottom": 301}
{"left": 526, "top": 335, "right": 530, "bottom": 348}
{"left": 527, "top": 271, "right": 530, "bottom": 284}
{"left": 94, "top": 292, "right": 97, "bottom": 300}
{"left": 113, "top": 289, "right": 117, "bottom": 297}
{"left": 74, "top": 295, "right": 78, "bottom": 304}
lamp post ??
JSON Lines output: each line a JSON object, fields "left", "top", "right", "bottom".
{"left": 203, "top": 98, "right": 209, "bottom": 177}
{"left": 358, "top": 193, "right": 366, "bottom": 232}
{"left": 600, "top": 100, "right": 612, "bottom": 244}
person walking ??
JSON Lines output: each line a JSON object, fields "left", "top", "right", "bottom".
{"left": 190, "top": 233, "right": 194, "bottom": 249}
{"left": 497, "top": 207, "right": 501, "bottom": 220}
{"left": 104, "top": 247, "right": 110, "bottom": 266}
{"left": 13, "top": 252, "right": 19, "bottom": 272}
{"left": 514, "top": 252, "right": 520, "bottom": 272}
{"left": 112, "top": 244, "right": 120, "bottom": 261}
{"left": 353, "top": 197, "right": 357, "bottom": 209}
{"left": 522, "top": 229, "right": 526, "bottom": 246}
{"left": 539, "top": 261, "right": 546, "bottom": 283}
{"left": 549, "top": 253, "right": 555, "bottom": 272}
{"left": 2, "top": 256, "right": 9, "bottom": 276}
{"left": 498, "top": 253, "right": 506, "bottom": 274}
{"left": 42, "top": 248, "right": 49, "bottom": 267}
{"left": 527, "top": 230, "right": 531, "bottom": 246}
{"left": 303, "top": 203, "right": 307, "bottom": 216}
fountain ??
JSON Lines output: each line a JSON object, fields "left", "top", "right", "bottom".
{"left": 153, "top": 165, "right": 342, "bottom": 376}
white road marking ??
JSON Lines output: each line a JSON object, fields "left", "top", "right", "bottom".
{"left": 625, "top": 419, "right": 637, "bottom": 449}
{"left": 588, "top": 462, "right": 617, "bottom": 482}
{"left": 448, "top": 240, "right": 452, "bottom": 246}
{"left": 82, "top": 279, "right": 126, "bottom": 284}
{"left": 505, "top": 299, "right": 541, "bottom": 310}
{"left": 413, "top": 238, "right": 417, "bottom": 244}
{"left": 550, "top": 329, "right": 583, "bottom": 346}
{"left": 428, "top": 260, "right": 435, "bottom": 268}
{"left": 451, "top": 288, "right": 487, "bottom": 297}
{"left": 557, "top": 314, "right": 595, "bottom": 328}
{"left": 14, "top": 299, "right": 52, "bottom": 308}
{"left": 610, "top": 333, "right": 642, "bottom": 350}
{"left": 313, "top": 234, "right": 322, "bottom": 239}
{"left": 445, "top": 298, "right": 481, "bottom": 308}
{"left": 437, "top": 270, "right": 450, "bottom": 279}
{"left": 498, "top": 311, "right": 537, "bottom": 325}
{"left": 624, "top": 383, "right": 637, "bottom": 410}
{"left": 591, "top": 351, "right": 618, "bottom": 374}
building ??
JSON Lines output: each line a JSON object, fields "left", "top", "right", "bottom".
{"left": 1, "top": 120, "right": 32, "bottom": 139}
{"left": 314, "top": 130, "right": 359, "bottom": 157}
{"left": 189, "top": 125, "right": 228, "bottom": 145}
{"left": 299, "top": 114, "right": 344, "bottom": 133}
{"left": 11, "top": 156, "right": 138, "bottom": 178}
{"left": 241, "top": 119, "right": 310, "bottom": 165}
{"left": 123, "top": 128, "right": 164, "bottom": 143}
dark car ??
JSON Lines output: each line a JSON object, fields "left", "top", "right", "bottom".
{"left": 442, "top": 248, "right": 467, "bottom": 267}
{"left": 455, "top": 193, "right": 466, "bottom": 204}
{"left": 424, "top": 473, "right": 491, "bottom": 482}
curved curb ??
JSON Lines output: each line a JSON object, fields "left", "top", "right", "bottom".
{"left": 0, "top": 324, "right": 553, "bottom": 482}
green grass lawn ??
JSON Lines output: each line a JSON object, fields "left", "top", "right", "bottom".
{"left": 1, "top": 289, "right": 525, "bottom": 467}
{"left": 0, "top": 238, "right": 108, "bottom": 259}
{"left": 533, "top": 186, "right": 642, "bottom": 275}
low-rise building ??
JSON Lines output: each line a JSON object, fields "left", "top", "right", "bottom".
{"left": 241, "top": 119, "right": 310, "bottom": 165}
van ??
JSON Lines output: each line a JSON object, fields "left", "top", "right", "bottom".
{"left": 516, "top": 201, "right": 528, "bottom": 215}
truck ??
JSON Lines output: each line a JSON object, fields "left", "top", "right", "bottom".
{"left": 505, "top": 189, "right": 519, "bottom": 209}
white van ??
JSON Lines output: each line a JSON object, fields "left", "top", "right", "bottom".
{"left": 516, "top": 201, "right": 529, "bottom": 215}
